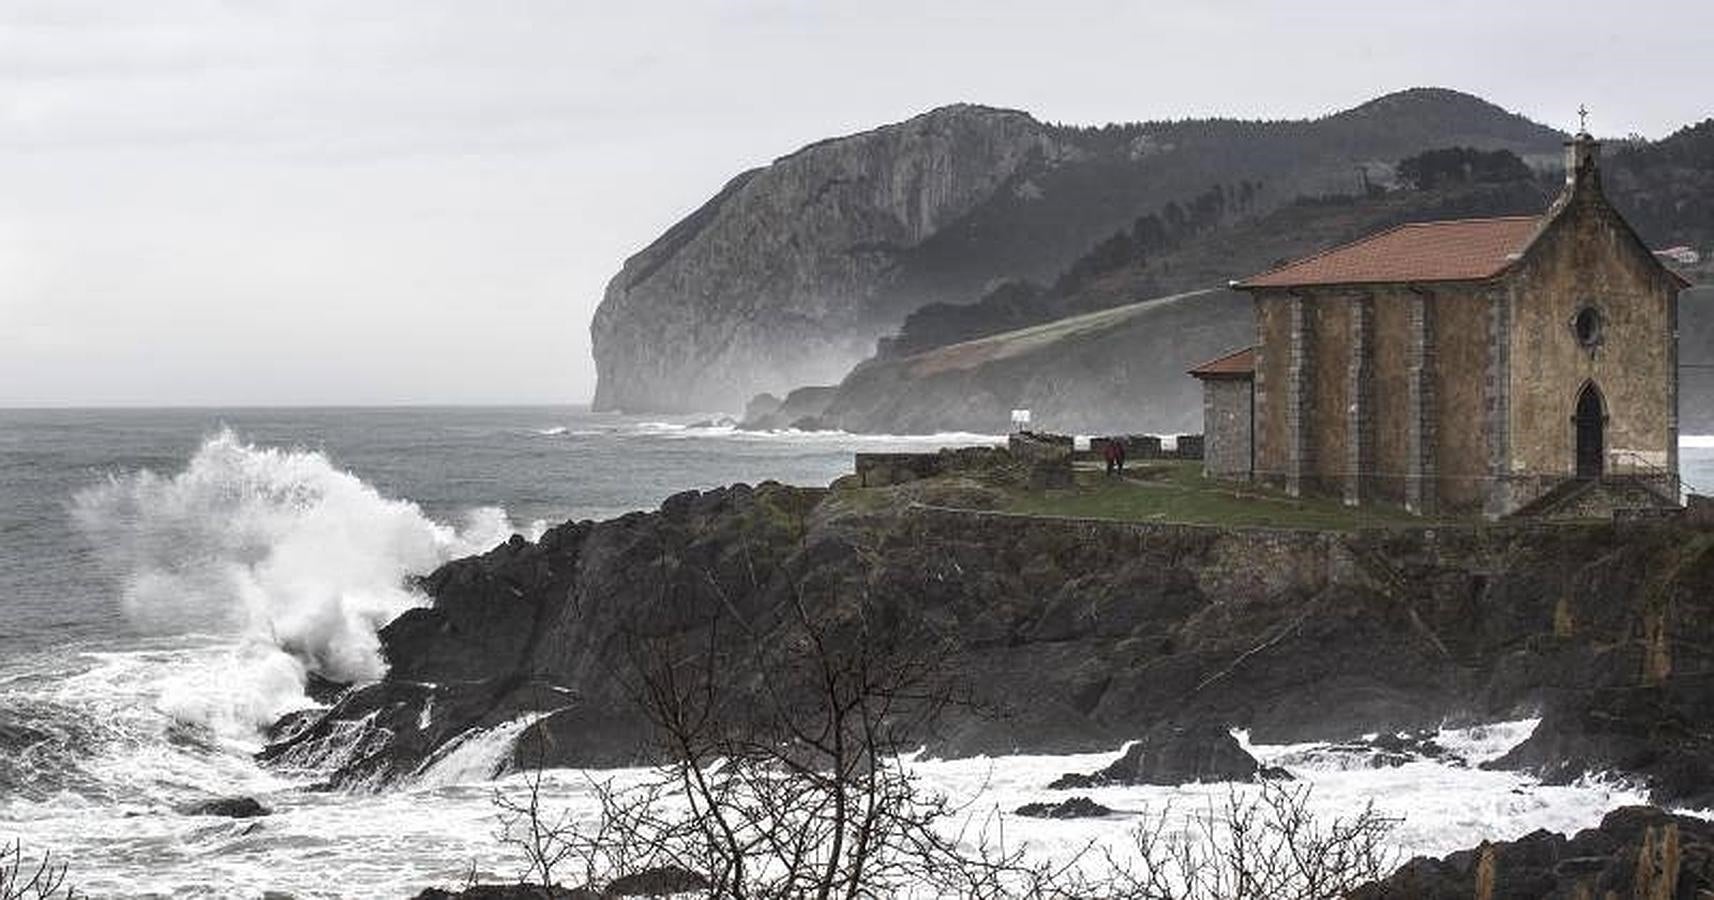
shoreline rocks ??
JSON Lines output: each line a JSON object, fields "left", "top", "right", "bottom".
{"left": 262, "top": 479, "right": 1714, "bottom": 804}
{"left": 1352, "top": 805, "right": 1714, "bottom": 898}
{"left": 1048, "top": 724, "right": 1259, "bottom": 789}
{"left": 1015, "top": 796, "right": 1116, "bottom": 819}
{"left": 180, "top": 796, "right": 270, "bottom": 818}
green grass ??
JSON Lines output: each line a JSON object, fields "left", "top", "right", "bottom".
{"left": 1001, "top": 461, "right": 1455, "bottom": 530}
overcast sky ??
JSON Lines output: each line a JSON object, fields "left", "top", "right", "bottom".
{"left": 3, "top": 0, "right": 1710, "bottom": 406}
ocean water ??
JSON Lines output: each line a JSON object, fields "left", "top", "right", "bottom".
{"left": 0, "top": 407, "right": 1707, "bottom": 898}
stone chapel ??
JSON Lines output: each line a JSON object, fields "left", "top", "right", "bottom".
{"left": 1191, "top": 130, "right": 1690, "bottom": 517}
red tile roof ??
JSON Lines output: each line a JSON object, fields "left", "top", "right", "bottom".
{"left": 1237, "top": 216, "right": 1542, "bottom": 289}
{"left": 1188, "top": 346, "right": 1255, "bottom": 379}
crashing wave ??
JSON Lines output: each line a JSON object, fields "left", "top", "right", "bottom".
{"left": 71, "top": 429, "right": 521, "bottom": 736}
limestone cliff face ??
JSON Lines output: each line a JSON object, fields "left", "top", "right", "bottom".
{"left": 591, "top": 105, "right": 1067, "bottom": 413}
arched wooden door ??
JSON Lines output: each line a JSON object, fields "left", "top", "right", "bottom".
{"left": 1574, "top": 382, "right": 1604, "bottom": 479}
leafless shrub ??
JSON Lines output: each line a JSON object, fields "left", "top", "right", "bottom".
{"left": 491, "top": 569, "right": 1399, "bottom": 898}
{"left": 1053, "top": 782, "right": 1399, "bottom": 900}
{"left": 492, "top": 722, "right": 578, "bottom": 893}
{"left": 0, "top": 840, "right": 77, "bottom": 900}
{"left": 583, "top": 587, "right": 1049, "bottom": 898}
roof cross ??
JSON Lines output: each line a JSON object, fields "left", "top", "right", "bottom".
{"left": 1578, "top": 104, "right": 1590, "bottom": 134}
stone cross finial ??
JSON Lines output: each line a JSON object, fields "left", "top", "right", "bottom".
{"left": 1578, "top": 104, "right": 1589, "bottom": 134}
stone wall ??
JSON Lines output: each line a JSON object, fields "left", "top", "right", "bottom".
{"left": 1007, "top": 432, "right": 1074, "bottom": 488}
{"left": 1503, "top": 179, "right": 1678, "bottom": 503}
{"left": 1308, "top": 292, "right": 1353, "bottom": 495}
{"left": 1246, "top": 172, "right": 1680, "bottom": 518}
{"left": 1370, "top": 289, "right": 1414, "bottom": 505}
{"left": 1253, "top": 293, "right": 1293, "bottom": 490}
{"left": 1090, "top": 435, "right": 1161, "bottom": 459}
{"left": 1199, "top": 378, "right": 1253, "bottom": 478}
{"left": 1432, "top": 286, "right": 1495, "bottom": 514}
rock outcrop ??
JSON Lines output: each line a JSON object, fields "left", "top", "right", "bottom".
{"left": 1048, "top": 723, "right": 1260, "bottom": 789}
{"left": 590, "top": 89, "right": 1566, "bottom": 414}
{"left": 1353, "top": 806, "right": 1714, "bottom": 899}
{"left": 1014, "top": 797, "right": 1116, "bottom": 819}
{"left": 179, "top": 796, "right": 270, "bottom": 818}
{"left": 591, "top": 104, "right": 1069, "bottom": 413}
{"left": 263, "top": 476, "right": 1714, "bottom": 803}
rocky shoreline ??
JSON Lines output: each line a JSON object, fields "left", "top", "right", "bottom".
{"left": 264, "top": 472, "right": 1714, "bottom": 804}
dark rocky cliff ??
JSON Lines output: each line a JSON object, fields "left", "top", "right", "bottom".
{"left": 266, "top": 479, "right": 1714, "bottom": 808}
{"left": 591, "top": 89, "right": 1565, "bottom": 413}
{"left": 590, "top": 105, "right": 1068, "bottom": 413}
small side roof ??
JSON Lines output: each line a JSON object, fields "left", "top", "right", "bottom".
{"left": 1235, "top": 216, "right": 1542, "bottom": 289}
{"left": 1188, "top": 346, "right": 1254, "bottom": 379}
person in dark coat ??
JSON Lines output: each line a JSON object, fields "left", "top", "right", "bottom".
{"left": 1103, "top": 440, "right": 1120, "bottom": 476}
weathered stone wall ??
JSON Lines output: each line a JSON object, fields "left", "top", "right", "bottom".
{"left": 1091, "top": 435, "right": 1163, "bottom": 459}
{"left": 1370, "top": 289, "right": 1415, "bottom": 504}
{"left": 1504, "top": 184, "right": 1678, "bottom": 500}
{"left": 1200, "top": 378, "right": 1253, "bottom": 478}
{"left": 1253, "top": 292, "right": 1292, "bottom": 488}
{"left": 1432, "top": 286, "right": 1496, "bottom": 514}
{"left": 1248, "top": 184, "right": 1678, "bottom": 517}
{"left": 1308, "top": 294, "right": 1353, "bottom": 494}
{"left": 1008, "top": 431, "right": 1074, "bottom": 488}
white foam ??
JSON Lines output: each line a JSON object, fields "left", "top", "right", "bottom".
{"left": 413, "top": 714, "right": 544, "bottom": 788}
{"left": 71, "top": 429, "right": 522, "bottom": 737}
{"left": 0, "top": 717, "right": 1661, "bottom": 898}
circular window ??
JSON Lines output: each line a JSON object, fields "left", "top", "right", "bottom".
{"left": 1572, "top": 306, "right": 1603, "bottom": 348}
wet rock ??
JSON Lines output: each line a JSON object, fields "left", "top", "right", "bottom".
{"left": 412, "top": 868, "right": 706, "bottom": 900}
{"left": 265, "top": 708, "right": 320, "bottom": 745}
{"left": 261, "top": 487, "right": 1714, "bottom": 802}
{"left": 741, "top": 392, "right": 784, "bottom": 426}
{"left": 181, "top": 796, "right": 270, "bottom": 818}
{"left": 1014, "top": 796, "right": 1115, "bottom": 819}
{"left": 1049, "top": 723, "right": 1259, "bottom": 789}
{"left": 737, "top": 385, "right": 837, "bottom": 431}
{"left": 1324, "top": 730, "right": 1456, "bottom": 768}
{"left": 1351, "top": 805, "right": 1714, "bottom": 899}
{"left": 1486, "top": 684, "right": 1714, "bottom": 808}
{"left": 605, "top": 865, "right": 711, "bottom": 896}
{"left": 412, "top": 887, "right": 596, "bottom": 900}
{"left": 304, "top": 672, "right": 352, "bottom": 705}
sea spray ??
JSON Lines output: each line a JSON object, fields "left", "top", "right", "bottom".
{"left": 71, "top": 429, "right": 520, "bottom": 735}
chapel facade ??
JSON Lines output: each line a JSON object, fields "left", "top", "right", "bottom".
{"left": 1192, "top": 132, "right": 1689, "bottom": 518}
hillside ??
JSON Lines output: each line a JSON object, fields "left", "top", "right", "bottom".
{"left": 881, "top": 177, "right": 1558, "bottom": 359}
{"left": 828, "top": 175, "right": 1714, "bottom": 437}
{"left": 805, "top": 288, "right": 1252, "bottom": 436}
{"left": 590, "top": 89, "right": 1566, "bottom": 413}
